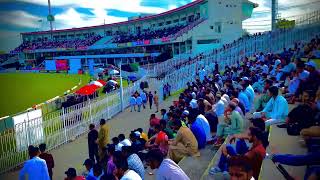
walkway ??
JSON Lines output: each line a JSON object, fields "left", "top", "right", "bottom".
{"left": 0, "top": 79, "right": 176, "bottom": 180}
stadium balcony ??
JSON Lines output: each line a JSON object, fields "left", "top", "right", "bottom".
{"left": 11, "top": 34, "right": 102, "bottom": 53}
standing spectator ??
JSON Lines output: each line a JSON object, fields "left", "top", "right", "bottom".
{"left": 97, "top": 119, "right": 110, "bottom": 159}
{"left": 136, "top": 94, "right": 143, "bottom": 112}
{"left": 141, "top": 90, "right": 147, "bottom": 109}
{"left": 19, "top": 146, "right": 50, "bottom": 180}
{"left": 129, "top": 95, "right": 136, "bottom": 112}
{"left": 88, "top": 124, "right": 99, "bottom": 163}
{"left": 167, "top": 83, "right": 171, "bottom": 96}
{"left": 154, "top": 91, "right": 159, "bottom": 113}
{"left": 64, "top": 168, "right": 85, "bottom": 180}
{"left": 163, "top": 84, "right": 168, "bottom": 100}
{"left": 39, "top": 143, "right": 55, "bottom": 180}
{"left": 148, "top": 91, "right": 154, "bottom": 109}
{"left": 160, "top": 109, "right": 168, "bottom": 121}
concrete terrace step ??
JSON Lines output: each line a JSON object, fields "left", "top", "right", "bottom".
{"left": 177, "top": 145, "right": 217, "bottom": 180}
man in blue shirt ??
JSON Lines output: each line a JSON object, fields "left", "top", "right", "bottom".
{"left": 19, "top": 146, "right": 50, "bottom": 180}
{"left": 188, "top": 112, "right": 206, "bottom": 149}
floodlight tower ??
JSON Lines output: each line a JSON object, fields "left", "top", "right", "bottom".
{"left": 271, "top": 0, "right": 278, "bottom": 30}
{"left": 47, "top": 0, "right": 54, "bottom": 38}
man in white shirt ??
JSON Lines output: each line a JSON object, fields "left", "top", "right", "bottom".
{"left": 213, "top": 94, "right": 225, "bottom": 117}
{"left": 118, "top": 134, "right": 132, "bottom": 147}
{"left": 19, "top": 146, "right": 50, "bottom": 180}
{"left": 146, "top": 149, "right": 190, "bottom": 180}
{"left": 114, "top": 157, "right": 142, "bottom": 180}
{"left": 112, "top": 137, "right": 124, "bottom": 151}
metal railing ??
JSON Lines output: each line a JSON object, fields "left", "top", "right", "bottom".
{"left": 0, "top": 75, "right": 161, "bottom": 174}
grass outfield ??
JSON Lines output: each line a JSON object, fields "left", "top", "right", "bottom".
{"left": 0, "top": 73, "right": 90, "bottom": 117}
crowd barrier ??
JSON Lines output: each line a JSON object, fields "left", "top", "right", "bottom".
{"left": 0, "top": 74, "right": 163, "bottom": 174}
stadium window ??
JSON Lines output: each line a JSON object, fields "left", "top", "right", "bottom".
{"left": 166, "top": 21, "right": 171, "bottom": 25}
{"left": 210, "top": 26, "right": 214, "bottom": 30}
{"left": 226, "top": 5, "right": 228, "bottom": 7}
{"left": 173, "top": 19, "right": 179, "bottom": 23}
{"left": 197, "top": 39, "right": 220, "bottom": 44}
{"left": 158, "top": 22, "right": 163, "bottom": 26}
{"left": 234, "top": 5, "right": 237, "bottom": 7}
{"left": 181, "top": 17, "right": 187, "bottom": 21}
{"left": 218, "top": 2, "right": 221, "bottom": 4}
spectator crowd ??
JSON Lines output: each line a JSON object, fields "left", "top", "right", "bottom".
{"left": 18, "top": 35, "right": 320, "bottom": 180}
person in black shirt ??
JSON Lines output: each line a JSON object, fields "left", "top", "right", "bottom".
{"left": 88, "top": 124, "right": 99, "bottom": 163}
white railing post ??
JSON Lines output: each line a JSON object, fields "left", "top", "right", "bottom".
{"left": 62, "top": 107, "right": 68, "bottom": 143}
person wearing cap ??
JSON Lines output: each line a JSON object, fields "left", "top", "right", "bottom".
{"left": 64, "top": 168, "right": 85, "bottom": 180}
{"left": 20, "top": 146, "right": 50, "bottom": 180}
{"left": 304, "top": 61, "right": 320, "bottom": 92}
{"left": 82, "top": 159, "right": 94, "bottom": 178}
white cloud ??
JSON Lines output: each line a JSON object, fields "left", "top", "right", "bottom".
{"left": 0, "top": 10, "right": 43, "bottom": 28}
{"left": 16, "top": 0, "right": 167, "bottom": 14}
{"left": 0, "top": 30, "right": 21, "bottom": 52}
{"left": 53, "top": 8, "right": 127, "bottom": 30}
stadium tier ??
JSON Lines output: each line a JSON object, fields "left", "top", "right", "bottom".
{"left": 9, "top": 0, "right": 257, "bottom": 72}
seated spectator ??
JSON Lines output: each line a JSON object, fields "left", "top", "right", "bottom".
{"left": 121, "top": 146, "right": 145, "bottom": 179}
{"left": 146, "top": 149, "right": 190, "bottom": 180}
{"left": 168, "top": 120, "right": 199, "bottom": 163}
{"left": 254, "top": 86, "right": 289, "bottom": 127}
{"left": 254, "top": 79, "right": 272, "bottom": 112}
{"left": 204, "top": 104, "right": 218, "bottom": 133}
{"left": 214, "top": 102, "right": 244, "bottom": 146}
{"left": 136, "top": 128, "right": 148, "bottom": 142}
{"left": 222, "top": 127, "right": 266, "bottom": 179}
{"left": 129, "top": 132, "right": 144, "bottom": 154}
{"left": 213, "top": 93, "right": 225, "bottom": 117}
{"left": 114, "top": 157, "right": 142, "bottom": 180}
{"left": 149, "top": 114, "right": 161, "bottom": 137}
{"left": 228, "top": 156, "right": 255, "bottom": 180}
{"left": 105, "top": 144, "right": 116, "bottom": 175}
{"left": 64, "top": 168, "right": 85, "bottom": 180}
{"left": 241, "top": 77, "right": 255, "bottom": 108}
{"left": 160, "top": 109, "right": 169, "bottom": 121}
{"left": 238, "top": 88, "right": 251, "bottom": 113}
{"left": 119, "top": 134, "right": 132, "bottom": 146}
{"left": 160, "top": 119, "right": 175, "bottom": 139}
{"left": 112, "top": 137, "right": 124, "bottom": 151}
{"left": 86, "top": 164, "right": 104, "bottom": 180}
{"left": 188, "top": 112, "right": 207, "bottom": 149}
{"left": 146, "top": 125, "right": 169, "bottom": 155}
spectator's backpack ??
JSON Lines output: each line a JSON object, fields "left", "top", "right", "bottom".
{"left": 287, "top": 104, "right": 315, "bottom": 136}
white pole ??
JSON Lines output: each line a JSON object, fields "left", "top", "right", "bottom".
{"left": 119, "top": 60, "right": 124, "bottom": 112}
{"left": 62, "top": 107, "right": 68, "bottom": 143}
{"left": 89, "top": 97, "right": 93, "bottom": 123}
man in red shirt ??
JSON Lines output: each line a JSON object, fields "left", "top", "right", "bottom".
{"left": 39, "top": 143, "right": 54, "bottom": 180}
{"left": 223, "top": 127, "right": 266, "bottom": 179}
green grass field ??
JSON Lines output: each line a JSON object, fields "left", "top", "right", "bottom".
{"left": 0, "top": 73, "right": 90, "bottom": 117}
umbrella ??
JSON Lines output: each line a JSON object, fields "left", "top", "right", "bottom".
{"left": 75, "top": 84, "right": 98, "bottom": 96}
{"left": 108, "top": 80, "right": 118, "bottom": 85}
{"left": 109, "top": 69, "right": 119, "bottom": 75}
{"left": 95, "top": 68, "right": 105, "bottom": 73}
{"left": 127, "top": 75, "right": 137, "bottom": 81}
{"left": 90, "top": 81, "right": 104, "bottom": 87}
{"left": 97, "top": 79, "right": 107, "bottom": 86}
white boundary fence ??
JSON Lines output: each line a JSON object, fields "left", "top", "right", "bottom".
{"left": 0, "top": 75, "right": 161, "bottom": 174}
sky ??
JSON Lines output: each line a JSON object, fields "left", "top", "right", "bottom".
{"left": 0, "top": 0, "right": 318, "bottom": 52}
